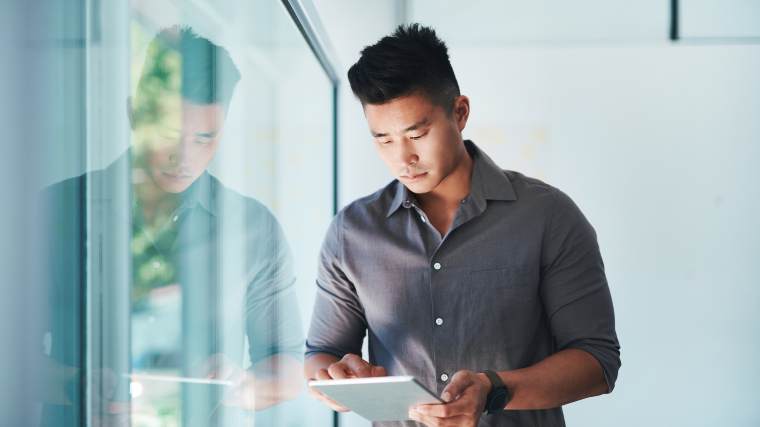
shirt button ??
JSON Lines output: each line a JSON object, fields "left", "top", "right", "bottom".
{"left": 435, "top": 317, "right": 444, "bottom": 326}
{"left": 433, "top": 262, "right": 441, "bottom": 270}
{"left": 461, "top": 198, "right": 467, "bottom": 204}
{"left": 420, "top": 215, "right": 427, "bottom": 223}
{"left": 440, "top": 373, "right": 449, "bottom": 382}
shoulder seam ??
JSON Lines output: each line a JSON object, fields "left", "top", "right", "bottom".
{"left": 541, "top": 187, "right": 561, "bottom": 273}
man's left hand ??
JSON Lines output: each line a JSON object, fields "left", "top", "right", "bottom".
{"left": 409, "top": 370, "right": 491, "bottom": 427}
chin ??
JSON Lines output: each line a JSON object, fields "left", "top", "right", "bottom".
{"left": 158, "top": 184, "right": 191, "bottom": 194}
{"left": 403, "top": 180, "right": 435, "bottom": 195}
{"left": 152, "top": 172, "right": 195, "bottom": 194}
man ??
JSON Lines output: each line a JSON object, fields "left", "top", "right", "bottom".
{"left": 39, "top": 26, "right": 303, "bottom": 426}
{"left": 305, "top": 24, "right": 620, "bottom": 427}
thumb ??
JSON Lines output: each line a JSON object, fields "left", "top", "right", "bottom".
{"left": 371, "top": 365, "right": 386, "bottom": 377}
{"left": 440, "top": 371, "right": 474, "bottom": 403}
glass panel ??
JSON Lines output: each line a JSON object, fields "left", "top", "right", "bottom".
{"left": 23, "top": 0, "right": 335, "bottom": 426}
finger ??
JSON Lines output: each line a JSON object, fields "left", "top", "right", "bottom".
{"left": 416, "top": 403, "right": 452, "bottom": 419}
{"left": 327, "top": 361, "right": 352, "bottom": 379}
{"left": 416, "top": 397, "right": 471, "bottom": 418}
{"left": 308, "top": 387, "right": 350, "bottom": 412}
{"left": 409, "top": 408, "right": 438, "bottom": 426}
{"left": 412, "top": 408, "right": 473, "bottom": 427}
{"left": 371, "top": 365, "right": 387, "bottom": 377}
{"left": 309, "top": 369, "right": 350, "bottom": 411}
{"left": 329, "top": 400, "right": 350, "bottom": 412}
{"left": 342, "top": 354, "right": 372, "bottom": 378}
{"left": 441, "top": 371, "right": 475, "bottom": 402}
{"left": 314, "top": 368, "right": 332, "bottom": 380}
{"left": 196, "top": 353, "right": 224, "bottom": 378}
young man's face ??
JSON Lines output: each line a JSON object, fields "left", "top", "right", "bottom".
{"left": 364, "top": 92, "right": 468, "bottom": 195}
{"left": 132, "top": 99, "right": 225, "bottom": 194}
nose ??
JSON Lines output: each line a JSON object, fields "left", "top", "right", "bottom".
{"left": 397, "top": 141, "right": 419, "bottom": 168}
{"left": 167, "top": 138, "right": 191, "bottom": 166}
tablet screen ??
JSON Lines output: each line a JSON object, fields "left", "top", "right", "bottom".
{"left": 309, "top": 376, "right": 443, "bottom": 422}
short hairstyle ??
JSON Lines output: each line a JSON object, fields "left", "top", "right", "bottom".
{"left": 347, "top": 23, "right": 460, "bottom": 112}
{"left": 132, "top": 25, "right": 241, "bottom": 125}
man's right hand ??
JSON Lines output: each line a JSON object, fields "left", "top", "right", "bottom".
{"left": 308, "top": 353, "right": 387, "bottom": 412}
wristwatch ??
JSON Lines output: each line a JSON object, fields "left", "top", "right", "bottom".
{"left": 480, "top": 370, "right": 510, "bottom": 414}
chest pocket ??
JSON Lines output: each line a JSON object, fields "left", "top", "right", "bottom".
{"left": 465, "top": 266, "right": 537, "bottom": 302}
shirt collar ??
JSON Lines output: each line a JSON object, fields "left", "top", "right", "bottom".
{"left": 467, "top": 140, "right": 517, "bottom": 202}
{"left": 182, "top": 170, "right": 216, "bottom": 216}
{"left": 99, "top": 152, "right": 218, "bottom": 228}
{"left": 124, "top": 172, "right": 217, "bottom": 230}
{"left": 385, "top": 140, "right": 516, "bottom": 218}
{"left": 386, "top": 180, "right": 417, "bottom": 217}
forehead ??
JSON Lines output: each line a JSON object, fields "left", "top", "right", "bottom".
{"left": 139, "top": 99, "right": 224, "bottom": 130}
{"left": 363, "top": 93, "right": 439, "bottom": 130}
{"left": 182, "top": 102, "right": 225, "bottom": 134}
{"left": 182, "top": 101, "right": 223, "bottom": 120}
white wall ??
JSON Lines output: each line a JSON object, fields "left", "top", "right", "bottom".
{"left": 409, "top": 0, "right": 670, "bottom": 44}
{"left": 454, "top": 43, "right": 760, "bottom": 426}
{"left": 681, "top": 0, "right": 760, "bottom": 38}
{"left": 313, "top": 1, "right": 760, "bottom": 426}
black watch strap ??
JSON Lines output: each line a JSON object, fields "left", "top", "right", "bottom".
{"left": 481, "top": 370, "right": 510, "bottom": 414}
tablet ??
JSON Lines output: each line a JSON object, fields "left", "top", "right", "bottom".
{"left": 309, "top": 376, "right": 444, "bottom": 422}
{"left": 126, "top": 372, "right": 235, "bottom": 386}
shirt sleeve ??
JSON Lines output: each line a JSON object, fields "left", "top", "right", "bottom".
{"left": 245, "top": 211, "right": 304, "bottom": 365}
{"left": 540, "top": 189, "right": 621, "bottom": 392}
{"left": 305, "top": 212, "right": 367, "bottom": 359}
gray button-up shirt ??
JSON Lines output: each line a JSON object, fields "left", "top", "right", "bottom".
{"left": 306, "top": 141, "right": 620, "bottom": 427}
{"left": 39, "top": 153, "right": 304, "bottom": 426}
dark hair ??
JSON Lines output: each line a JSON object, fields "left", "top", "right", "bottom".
{"left": 132, "top": 26, "right": 240, "bottom": 125}
{"left": 348, "top": 23, "right": 460, "bottom": 112}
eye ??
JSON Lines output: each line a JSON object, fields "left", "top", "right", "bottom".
{"left": 410, "top": 132, "right": 428, "bottom": 140}
{"left": 194, "top": 138, "right": 212, "bottom": 145}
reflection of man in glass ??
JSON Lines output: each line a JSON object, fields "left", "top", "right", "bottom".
{"left": 39, "top": 26, "right": 303, "bottom": 426}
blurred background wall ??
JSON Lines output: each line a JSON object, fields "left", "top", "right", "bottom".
{"left": 314, "top": 1, "right": 760, "bottom": 426}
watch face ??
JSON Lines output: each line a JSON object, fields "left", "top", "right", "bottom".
{"left": 487, "top": 388, "right": 509, "bottom": 413}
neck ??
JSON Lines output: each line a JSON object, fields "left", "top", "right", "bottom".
{"left": 133, "top": 171, "right": 181, "bottom": 228}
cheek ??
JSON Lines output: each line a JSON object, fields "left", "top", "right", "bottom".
{"left": 375, "top": 146, "right": 396, "bottom": 169}
{"left": 421, "top": 136, "right": 446, "bottom": 164}
{"left": 147, "top": 148, "right": 168, "bottom": 168}
{"left": 194, "top": 142, "right": 220, "bottom": 168}
{"left": 426, "top": 139, "right": 456, "bottom": 173}
{"left": 146, "top": 139, "right": 177, "bottom": 160}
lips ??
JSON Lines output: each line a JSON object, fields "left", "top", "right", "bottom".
{"left": 162, "top": 171, "right": 192, "bottom": 179}
{"left": 401, "top": 172, "right": 428, "bottom": 181}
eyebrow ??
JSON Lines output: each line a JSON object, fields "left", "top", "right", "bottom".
{"left": 371, "top": 117, "right": 430, "bottom": 138}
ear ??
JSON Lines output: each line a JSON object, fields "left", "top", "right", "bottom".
{"left": 126, "top": 96, "right": 135, "bottom": 130}
{"left": 453, "top": 95, "right": 470, "bottom": 132}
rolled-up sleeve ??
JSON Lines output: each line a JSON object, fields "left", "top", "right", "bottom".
{"left": 540, "top": 189, "right": 621, "bottom": 392}
{"left": 305, "top": 212, "right": 367, "bottom": 359}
